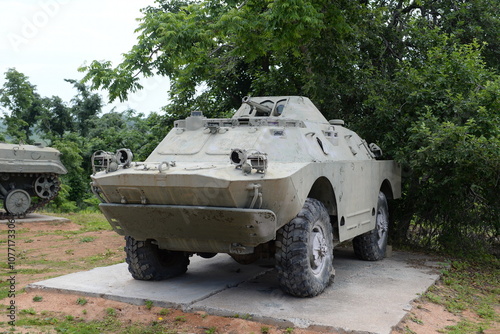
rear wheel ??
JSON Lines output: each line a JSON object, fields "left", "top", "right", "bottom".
{"left": 125, "top": 236, "right": 190, "bottom": 280}
{"left": 275, "top": 198, "right": 334, "bottom": 297}
{"left": 353, "top": 192, "right": 389, "bottom": 261}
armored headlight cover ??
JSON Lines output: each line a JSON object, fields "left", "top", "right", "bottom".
{"left": 230, "top": 148, "right": 247, "bottom": 166}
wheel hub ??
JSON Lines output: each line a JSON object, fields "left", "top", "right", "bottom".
{"left": 4, "top": 189, "right": 31, "bottom": 215}
{"left": 376, "top": 207, "right": 389, "bottom": 248}
{"left": 34, "top": 175, "right": 59, "bottom": 199}
{"left": 311, "top": 226, "right": 328, "bottom": 275}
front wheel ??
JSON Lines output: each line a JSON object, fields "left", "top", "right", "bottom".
{"left": 275, "top": 198, "right": 334, "bottom": 297}
{"left": 125, "top": 236, "right": 190, "bottom": 280}
{"left": 353, "top": 192, "right": 389, "bottom": 261}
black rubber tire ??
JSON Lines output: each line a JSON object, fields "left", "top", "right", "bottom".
{"left": 353, "top": 192, "right": 389, "bottom": 261}
{"left": 275, "top": 198, "right": 334, "bottom": 297}
{"left": 125, "top": 236, "right": 190, "bottom": 280}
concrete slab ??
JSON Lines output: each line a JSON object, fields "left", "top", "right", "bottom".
{"left": 193, "top": 249, "right": 442, "bottom": 333}
{"left": 28, "top": 255, "right": 274, "bottom": 308}
{"left": 27, "top": 249, "right": 442, "bottom": 334}
{"left": 0, "top": 213, "right": 70, "bottom": 224}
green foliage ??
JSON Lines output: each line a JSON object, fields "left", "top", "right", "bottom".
{"left": 77, "top": 0, "right": 500, "bottom": 255}
{"left": 80, "top": 236, "right": 96, "bottom": 243}
{"left": 2, "top": 0, "right": 499, "bottom": 255}
{"left": 205, "top": 327, "right": 217, "bottom": 334}
{"left": 51, "top": 136, "right": 88, "bottom": 209}
{"left": 20, "top": 308, "right": 37, "bottom": 315}
{"left": 38, "top": 96, "right": 73, "bottom": 139}
{"left": 106, "top": 308, "right": 117, "bottom": 317}
{"left": 0, "top": 68, "right": 45, "bottom": 142}
{"left": 76, "top": 298, "right": 88, "bottom": 306}
{"left": 0, "top": 68, "right": 166, "bottom": 213}
{"left": 159, "top": 308, "right": 171, "bottom": 316}
{"left": 65, "top": 79, "right": 103, "bottom": 137}
{"left": 144, "top": 300, "right": 154, "bottom": 310}
{"left": 367, "top": 40, "right": 500, "bottom": 255}
{"left": 174, "top": 315, "right": 186, "bottom": 323}
{"left": 425, "top": 259, "right": 500, "bottom": 332}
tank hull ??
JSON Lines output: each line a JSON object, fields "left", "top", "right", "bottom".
{"left": 0, "top": 143, "right": 67, "bottom": 174}
{"left": 93, "top": 159, "right": 400, "bottom": 253}
{"left": 0, "top": 143, "right": 67, "bottom": 218}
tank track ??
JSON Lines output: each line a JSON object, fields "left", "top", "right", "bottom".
{"left": 0, "top": 173, "right": 61, "bottom": 220}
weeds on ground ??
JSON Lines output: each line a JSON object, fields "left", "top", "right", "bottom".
{"left": 106, "top": 308, "right": 117, "bottom": 317}
{"left": 145, "top": 300, "right": 154, "bottom": 310}
{"left": 422, "top": 257, "right": 500, "bottom": 333}
{"left": 76, "top": 297, "right": 88, "bottom": 306}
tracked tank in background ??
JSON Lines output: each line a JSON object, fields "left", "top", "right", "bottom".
{"left": 0, "top": 143, "right": 67, "bottom": 219}
{"left": 91, "top": 96, "right": 401, "bottom": 297}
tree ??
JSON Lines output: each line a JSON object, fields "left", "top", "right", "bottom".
{"left": 51, "top": 134, "right": 88, "bottom": 210}
{"left": 79, "top": 0, "right": 357, "bottom": 117}
{"left": 38, "top": 96, "right": 74, "bottom": 140}
{"left": 87, "top": 109, "right": 156, "bottom": 161}
{"left": 80, "top": 0, "right": 500, "bottom": 254}
{"left": 0, "top": 68, "right": 46, "bottom": 142}
{"left": 363, "top": 40, "right": 500, "bottom": 253}
{"left": 65, "top": 79, "right": 103, "bottom": 137}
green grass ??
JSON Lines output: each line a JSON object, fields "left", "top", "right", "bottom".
{"left": 49, "top": 212, "right": 111, "bottom": 231}
{"left": 0, "top": 280, "right": 12, "bottom": 300}
{"left": 422, "top": 258, "right": 500, "bottom": 333}
{"left": 77, "top": 298, "right": 88, "bottom": 306}
{"left": 174, "top": 315, "right": 186, "bottom": 323}
{"left": 159, "top": 308, "right": 171, "bottom": 316}
{"left": 84, "top": 250, "right": 120, "bottom": 264}
{"left": 20, "top": 308, "right": 37, "bottom": 315}
{"left": 15, "top": 313, "right": 186, "bottom": 334}
{"left": 106, "top": 308, "right": 117, "bottom": 317}
{"left": 145, "top": 300, "right": 154, "bottom": 310}
{"left": 80, "top": 236, "right": 96, "bottom": 243}
{"left": 445, "top": 320, "right": 489, "bottom": 334}
{"left": 16, "top": 315, "right": 122, "bottom": 333}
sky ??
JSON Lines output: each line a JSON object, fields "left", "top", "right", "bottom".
{"left": 0, "top": 0, "right": 169, "bottom": 115}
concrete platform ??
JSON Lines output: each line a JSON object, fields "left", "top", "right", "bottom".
{"left": 0, "top": 213, "right": 70, "bottom": 224}
{"left": 27, "top": 249, "right": 443, "bottom": 334}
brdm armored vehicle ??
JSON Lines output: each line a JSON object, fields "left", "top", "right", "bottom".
{"left": 1, "top": 143, "right": 67, "bottom": 219}
{"left": 91, "top": 96, "right": 401, "bottom": 297}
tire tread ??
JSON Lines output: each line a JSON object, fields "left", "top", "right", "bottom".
{"left": 125, "top": 236, "right": 190, "bottom": 280}
{"left": 275, "top": 198, "right": 334, "bottom": 297}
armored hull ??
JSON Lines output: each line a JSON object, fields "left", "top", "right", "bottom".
{"left": 0, "top": 143, "right": 67, "bottom": 218}
{"left": 92, "top": 96, "right": 401, "bottom": 297}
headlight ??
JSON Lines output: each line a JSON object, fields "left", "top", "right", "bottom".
{"left": 230, "top": 148, "right": 267, "bottom": 174}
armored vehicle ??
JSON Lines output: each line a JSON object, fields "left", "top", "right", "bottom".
{"left": 91, "top": 96, "right": 401, "bottom": 297}
{"left": 0, "top": 143, "right": 67, "bottom": 219}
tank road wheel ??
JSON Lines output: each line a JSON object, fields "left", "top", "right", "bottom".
{"left": 275, "top": 198, "right": 334, "bottom": 297}
{"left": 34, "top": 175, "right": 59, "bottom": 199}
{"left": 4, "top": 189, "right": 31, "bottom": 215}
{"left": 353, "top": 192, "right": 389, "bottom": 261}
{"left": 125, "top": 236, "right": 190, "bottom": 280}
